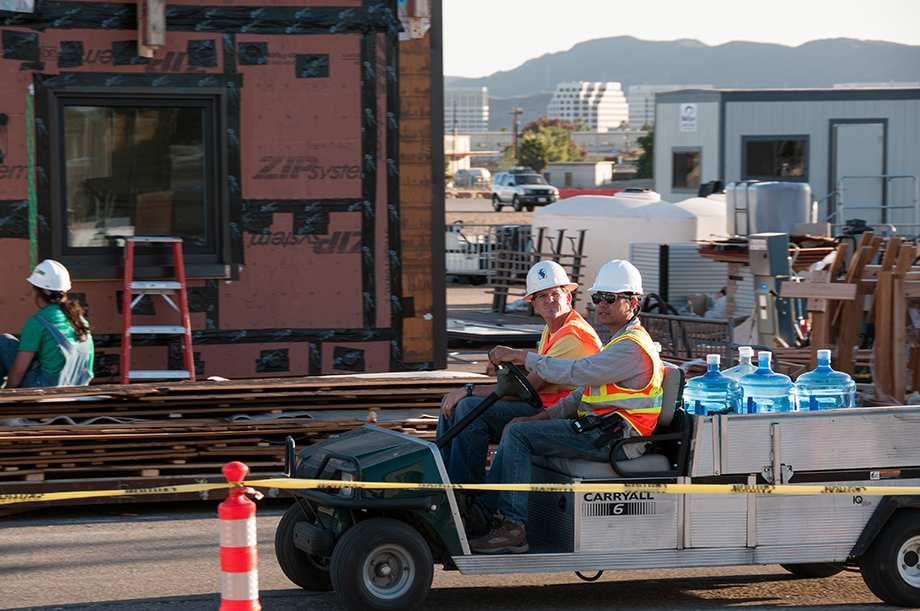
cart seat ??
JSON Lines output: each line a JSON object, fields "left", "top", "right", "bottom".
{"left": 532, "top": 363, "right": 690, "bottom": 479}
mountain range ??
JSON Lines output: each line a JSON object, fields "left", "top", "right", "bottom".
{"left": 445, "top": 36, "right": 920, "bottom": 129}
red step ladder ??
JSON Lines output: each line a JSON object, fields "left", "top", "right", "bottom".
{"left": 120, "top": 237, "right": 196, "bottom": 384}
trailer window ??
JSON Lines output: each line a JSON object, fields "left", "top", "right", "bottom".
{"left": 742, "top": 137, "right": 808, "bottom": 181}
{"left": 672, "top": 150, "right": 700, "bottom": 190}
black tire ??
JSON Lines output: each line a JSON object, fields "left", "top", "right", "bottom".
{"left": 492, "top": 195, "right": 502, "bottom": 211}
{"left": 525, "top": 205, "right": 534, "bottom": 212}
{"left": 331, "top": 518, "right": 433, "bottom": 611}
{"left": 274, "top": 503, "right": 333, "bottom": 592}
{"left": 512, "top": 195, "right": 523, "bottom": 212}
{"left": 859, "top": 510, "right": 920, "bottom": 607}
{"left": 780, "top": 563, "right": 845, "bottom": 578}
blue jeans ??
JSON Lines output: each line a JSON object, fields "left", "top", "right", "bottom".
{"left": 0, "top": 334, "right": 19, "bottom": 378}
{"left": 435, "top": 395, "right": 537, "bottom": 486}
{"left": 0, "top": 334, "right": 64, "bottom": 388}
{"left": 479, "top": 419, "right": 617, "bottom": 527}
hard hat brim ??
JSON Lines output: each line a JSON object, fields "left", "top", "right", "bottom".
{"left": 523, "top": 282, "right": 578, "bottom": 302}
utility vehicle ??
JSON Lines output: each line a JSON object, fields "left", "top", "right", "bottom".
{"left": 274, "top": 362, "right": 920, "bottom": 611}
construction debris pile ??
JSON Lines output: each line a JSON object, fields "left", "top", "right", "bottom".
{"left": 698, "top": 231, "right": 920, "bottom": 403}
{"left": 697, "top": 234, "right": 838, "bottom": 271}
{"left": 780, "top": 232, "right": 920, "bottom": 404}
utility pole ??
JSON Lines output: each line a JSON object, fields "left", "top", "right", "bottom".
{"left": 510, "top": 107, "right": 523, "bottom": 162}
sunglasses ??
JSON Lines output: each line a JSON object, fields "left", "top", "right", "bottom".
{"left": 591, "top": 293, "right": 628, "bottom": 305}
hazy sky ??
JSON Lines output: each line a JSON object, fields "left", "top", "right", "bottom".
{"left": 443, "top": 0, "right": 920, "bottom": 78}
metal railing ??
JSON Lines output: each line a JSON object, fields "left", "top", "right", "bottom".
{"left": 587, "top": 307, "right": 737, "bottom": 367}
{"left": 446, "top": 223, "right": 529, "bottom": 277}
{"left": 822, "top": 174, "right": 920, "bottom": 236}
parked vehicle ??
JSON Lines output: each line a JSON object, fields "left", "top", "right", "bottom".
{"left": 453, "top": 168, "right": 491, "bottom": 189}
{"left": 274, "top": 363, "right": 920, "bottom": 611}
{"left": 491, "top": 170, "right": 559, "bottom": 211}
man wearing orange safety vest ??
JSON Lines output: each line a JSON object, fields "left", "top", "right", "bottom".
{"left": 435, "top": 261, "right": 601, "bottom": 509}
{"left": 469, "top": 260, "right": 664, "bottom": 554}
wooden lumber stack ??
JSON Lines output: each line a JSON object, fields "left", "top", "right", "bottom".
{"left": 0, "top": 417, "right": 376, "bottom": 481}
{"left": 0, "top": 374, "right": 477, "bottom": 487}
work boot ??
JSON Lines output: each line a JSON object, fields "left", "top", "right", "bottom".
{"left": 463, "top": 501, "right": 491, "bottom": 537}
{"left": 468, "top": 518, "right": 529, "bottom": 554}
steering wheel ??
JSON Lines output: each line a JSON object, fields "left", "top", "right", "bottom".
{"left": 495, "top": 362, "right": 543, "bottom": 410}
{"left": 436, "top": 361, "right": 542, "bottom": 451}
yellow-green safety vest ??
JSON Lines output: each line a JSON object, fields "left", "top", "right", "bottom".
{"left": 578, "top": 324, "right": 664, "bottom": 436}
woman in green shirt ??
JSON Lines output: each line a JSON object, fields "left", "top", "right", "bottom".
{"left": 0, "top": 260, "right": 94, "bottom": 388}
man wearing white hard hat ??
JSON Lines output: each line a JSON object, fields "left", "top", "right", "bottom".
{"left": 469, "top": 260, "right": 663, "bottom": 554}
{"left": 0, "top": 260, "right": 94, "bottom": 388}
{"left": 436, "top": 261, "right": 601, "bottom": 528}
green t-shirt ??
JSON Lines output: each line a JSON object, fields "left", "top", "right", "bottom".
{"left": 18, "top": 304, "right": 94, "bottom": 377}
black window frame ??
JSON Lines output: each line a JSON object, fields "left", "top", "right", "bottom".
{"left": 671, "top": 147, "right": 701, "bottom": 192}
{"left": 43, "top": 85, "right": 233, "bottom": 280}
{"left": 741, "top": 135, "right": 810, "bottom": 182}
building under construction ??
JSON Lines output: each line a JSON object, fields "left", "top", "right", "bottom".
{"left": 0, "top": 0, "right": 446, "bottom": 380}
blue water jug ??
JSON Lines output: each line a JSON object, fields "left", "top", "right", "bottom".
{"left": 739, "top": 351, "right": 795, "bottom": 414}
{"left": 794, "top": 349, "right": 856, "bottom": 410}
{"left": 682, "top": 354, "right": 743, "bottom": 415}
{"left": 722, "top": 346, "right": 757, "bottom": 382}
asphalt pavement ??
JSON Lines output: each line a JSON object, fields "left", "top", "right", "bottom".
{"left": 2, "top": 499, "right": 899, "bottom": 611}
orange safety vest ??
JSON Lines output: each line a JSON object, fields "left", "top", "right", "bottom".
{"left": 578, "top": 324, "right": 664, "bottom": 436}
{"left": 537, "top": 311, "right": 603, "bottom": 407}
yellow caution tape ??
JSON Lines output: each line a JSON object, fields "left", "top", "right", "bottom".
{"left": 0, "top": 483, "right": 229, "bottom": 505}
{"left": 2, "top": 477, "right": 920, "bottom": 506}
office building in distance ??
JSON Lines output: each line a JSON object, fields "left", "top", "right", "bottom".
{"left": 547, "top": 82, "right": 629, "bottom": 132}
{"left": 445, "top": 87, "right": 489, "bottom": 132}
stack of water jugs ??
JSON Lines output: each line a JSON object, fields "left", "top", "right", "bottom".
{"left": 683, "top": 347, "right": 856, "bottom": 415}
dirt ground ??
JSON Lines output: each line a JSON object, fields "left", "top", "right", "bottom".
{"left": 444, "top": 210, "right": 533, "bottom": 226}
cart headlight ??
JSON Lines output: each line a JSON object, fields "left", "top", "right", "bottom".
{"left": 335, "top": 470, "right": 354, "bottom": 497}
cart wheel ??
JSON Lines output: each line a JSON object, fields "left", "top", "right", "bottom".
{"left": 274, "top": 502, "right": 333, "bottom": 591}
{"left": 331, "top": 518, "right": 433, "bottom": 611}
{"left": 859, "top": 510, "right": 920, "bottom": 607}
{"left": 526, "top": 205, "right": 534, "bottom": 212}
{"left": 492, "top": 195, "right": 502, "bottom": 211}
{"left": 780, "top": 563, "right": 845, "bottom": 578}
{"left": 512, "top": 196, "right": 523, "bottom": 212}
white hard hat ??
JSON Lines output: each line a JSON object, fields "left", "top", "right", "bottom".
{"left": 588, "top": 259, "right": 643, "bottom": 295}
{"left": 523, "top": 261, "right": 578, "bottom": 302}
{"left": 27, "top": 259, "right": 72, "bottom": 292}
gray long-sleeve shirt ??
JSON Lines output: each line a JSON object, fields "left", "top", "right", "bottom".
{"left": 524, "top": 318, "right": 655, "bottom": 420}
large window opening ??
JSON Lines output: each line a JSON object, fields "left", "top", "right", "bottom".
{"left": 64, "top": 102, "right": 210, "bottom": 248}
{"left": 47, "top": 89, "right": 232, "bottom": 279}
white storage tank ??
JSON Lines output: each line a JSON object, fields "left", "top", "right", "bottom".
{"left": 532, "top": 190, "right": 697, "bottom": 314}
{"left": 673, "top": 192, "right": 728, "bottom": 240}
{"left": 726, "top": 181, "right": 812, "bottom": 236}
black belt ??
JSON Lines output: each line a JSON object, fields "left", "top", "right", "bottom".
{"left": 571, "top": 412, "right": 625, "bottom": 449}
